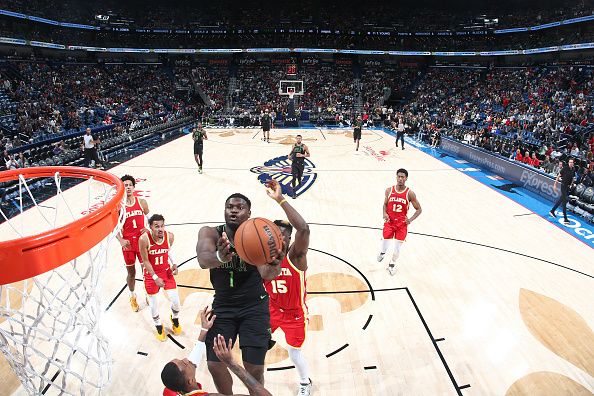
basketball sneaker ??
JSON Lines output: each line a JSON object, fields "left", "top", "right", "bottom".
{"left": 298, "top": 379, "right": 312, "bottom": 396}
{"left": 130, "top": 296, "right": 139, "bottom": 312}
{"left": 155, "top": 325, "right": 167, "bottom": 342}
{"left": 387, "top": 263, "right": 396, "bottom": 276}
{"left": 171, "top": 315, "right": 182, "bottom": 335}
{"left": 377, "top": 252, "right": 385, "bottom": 262}
{"left": 198, "top": 167, "right": 203, "bottom": 174}
{"left": 549, "top": 210, "right": 556, "bottom": 218}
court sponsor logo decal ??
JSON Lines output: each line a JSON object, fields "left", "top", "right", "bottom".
{"left": 362, "top": 146, "right": 389, "bottom": 161}
{"left": 250, "top": 155, "right": 317, "bottom": 198}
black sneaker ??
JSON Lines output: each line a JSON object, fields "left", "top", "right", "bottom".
{"left": 549, "top": 211, "right": 556, "bottom": 218}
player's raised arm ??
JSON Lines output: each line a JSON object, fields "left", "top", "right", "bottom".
{"left": 196, "top": 226, "right": 232, "bottom": 269}
{"left": 211, "top": 335, "right": 273, "bottom": 396}
{"left": 266, "top": 180, "right": 309, "bottom": 270}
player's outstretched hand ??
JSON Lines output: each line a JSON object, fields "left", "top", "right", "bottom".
{"left": 200, "top": 306, "right": 216, "bottom": 330}
{"left": 213, "top": 334, "right": 234, "bottom": 365}
{"left": 265, "top": 179, "right": 283, "bottom": 202}
{"left": 216, "top": 231, "right": 233, "bottom": 262}
{"left": 267, "top": 245, "right": 285, "bottom": 266}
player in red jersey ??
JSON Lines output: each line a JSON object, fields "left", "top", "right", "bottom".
{"left": 263, "top": 180, "right": 313, "bottom": 395}
{"left": 116, "top": 175, "right": 150, "bottom": 312}
{"left": 161, "top": 308, "right": 273, "bottom": 396}
{"left": 139, "top": 214, "right": 182, "bottom": 341}
{"left": 377, "top": 168, "right": 422, "bottom": 275}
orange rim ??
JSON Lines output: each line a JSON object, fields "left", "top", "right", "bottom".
{"left": 0, "top": 167, "right": 124, "bottom": 285}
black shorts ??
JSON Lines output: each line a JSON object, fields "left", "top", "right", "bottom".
{"left": 205, "top": 298, "right": 271, "bottom": 364}
{"left": 353, "top": 129, "right": 362, "bottom": 141}
{"left": 291, "top": 163, "right": 304, "bottom": 179}
{"left": 193, "top": 141, "right": 203, "bottom": 155}
{"left": 263, "top": 126, "right": 271, "bottom": 132}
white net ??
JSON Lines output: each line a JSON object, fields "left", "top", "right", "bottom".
{"left": 0, "top": 169, "right": 124, "bottom": 395}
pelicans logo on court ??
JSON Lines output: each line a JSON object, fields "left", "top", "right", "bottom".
{"left": 250, "top": 155, "right": 317, "bottom": 198}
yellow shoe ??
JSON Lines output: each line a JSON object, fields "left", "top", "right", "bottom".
{"left": 130, "top": 296, "right": 139, "bottom": 312}
{"left": 171, "top": 315, "right": 182, "bottom": 335}
{"left": 155, "top": 325, "right": 167, "bottom": 342}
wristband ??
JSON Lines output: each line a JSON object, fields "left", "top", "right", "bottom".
{"left": 216, "top": 250, "right": 230, "bottom": 264}
{"left": 152, "top": 273, "right": 158, "bottom": 281}
{"left": 200, "top": 328, "right": 209, "bottom": 333}
{"left": 278, "top": 199, "right": 287, "bottom": 206}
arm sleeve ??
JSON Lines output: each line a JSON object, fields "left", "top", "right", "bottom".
{"left": 188, "top": 341, "right": 206, "bottom": 366}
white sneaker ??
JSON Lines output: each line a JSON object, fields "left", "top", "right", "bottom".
{"left": 298, "top": 379, "right": 312, "bottom": 396}
{"left": 387, "top": 263, "right": 396, "bottom": 276}
{"left": 377, "top": 252, "right": 385, "bottom": 262}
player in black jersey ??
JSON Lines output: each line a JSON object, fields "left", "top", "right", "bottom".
{"left": 353, "top": 115, "right": 363, "bottom": 151}
{"left": 288, "top": 135, "right": 310, "bottom": 199}
{"left": 192, "top": 123, "right": 208, "bottom": 174}
{"left": 261, "top": 109, "right": 272, "bottom": 143}
{"left": 196, "top": 193, "right": 282, "bottom": 395}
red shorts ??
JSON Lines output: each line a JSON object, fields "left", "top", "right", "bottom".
{"left": 144, "top": 267, "right": 177, "bottom": 295}
{"left": 270, "top": 305, "right": 307, "bottom": 348}
{"left": 122, "top": 235, "right": 142, "bottom": 266}
{"left": 383, "top": 219, "right": 408, "bottom": 241}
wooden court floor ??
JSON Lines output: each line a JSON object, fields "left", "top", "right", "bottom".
{"left": 2, "top": 127, "right": 593, "bottom": 395}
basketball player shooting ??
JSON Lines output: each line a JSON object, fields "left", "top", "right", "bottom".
{"left": 264, "top": 179, "right": 313, "bottom": 395}
{"left": 377, "top": 168, "right": 422, "bottom": 275}
{"left": 116, "top": 175, "right": 149, "bottom": 312}
{"left": 196, "top": 193, "right": 283, "bottom": 395}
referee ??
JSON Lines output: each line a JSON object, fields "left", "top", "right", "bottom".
{"left": 550, "top": 158, "right": 576, "bottom": 224}
{"left": 82, "top": 127, "right": 103, "bottom": 169}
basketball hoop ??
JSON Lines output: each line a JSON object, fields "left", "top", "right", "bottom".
{"left": 0, "top": 166, "right": 124, "bottom": 395}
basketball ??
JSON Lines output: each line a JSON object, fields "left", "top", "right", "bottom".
{"left": 234, "top": 218, "right": 283, "bottom": 266}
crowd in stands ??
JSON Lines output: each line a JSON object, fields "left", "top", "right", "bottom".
{"left": 2, "top": 20, "right": 593, "bottom": 53}
{"left": 192, "top": 66, "right": 228, "bottom": 111}
{"left": 1, "top": 62, "right": 183, "bottom": 142}
{"left": 361, "top": 66, "right": 419, "bottom": 112}
{"left": 232, "top": 63, "right": 287, "bottom": 115}
{"left": 404, "top": 65, "right": 594, "bottom": 177}
{"left": 300, "top": 65, "right": 356, "bottom": 121}
{"left": 0, "top": 59, "right": 196, "bottom": 171}
{"left": 0, "top": 0, "right": 592, "bottom": 54}
{"left": 0, "top": 0, "right": 591, "bottom": 31}
{"left": 1, "top": 55, "right": 593, "bottom": 189}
